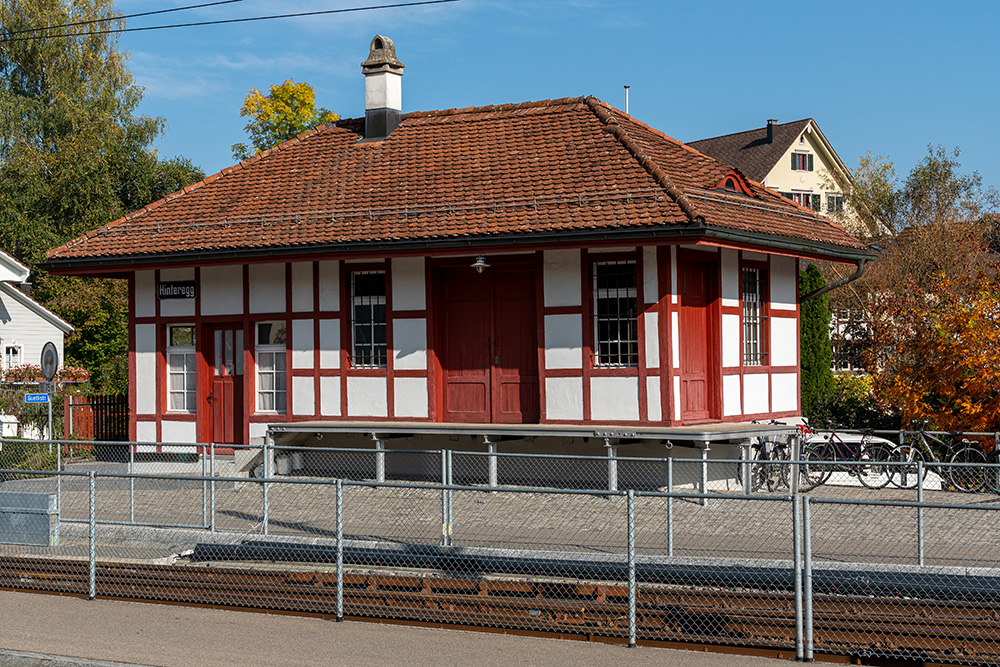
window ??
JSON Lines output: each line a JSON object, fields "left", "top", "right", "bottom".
{"left": 831, "top": 308, "right": 869, "bottom": 372}
{"left": 256, "top": 321, "right": 286, "bottom": 413}
{"left": 593, "top": 261, "right": 638, "bottom": 367}
{"left": 742, "top": 268, "right": 767, "bottom": 366}
{"left": 827, "top": 193, "right": 844, "bottom": 214}
{"left": 4, "top": 345, "right": 19, "bottom": 369}
{"left": 791, "top": 152, "right": 813, "bottom": 171}
{"left": 351, "top": 271, "right": 387, "bottom": 368}
{"left": 167, "top": 326, "right": 196, "bottom": 412}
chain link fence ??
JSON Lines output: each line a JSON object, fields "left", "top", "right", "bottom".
{"left": 3, "top": 438, "right": 1000, "bottom": 662}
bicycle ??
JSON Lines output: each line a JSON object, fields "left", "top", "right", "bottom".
{"left": 799, "top": 423, "right": 894, "bottom": 491}
{"left": 888, "top": 421, "right": 986, "bottom": 492}
{"left": 743, "top": 421, "right": 792, "bottom": 492}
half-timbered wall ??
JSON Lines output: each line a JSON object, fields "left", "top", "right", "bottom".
{"left": 129, "top": 243, "right": 801, "bottom": 444}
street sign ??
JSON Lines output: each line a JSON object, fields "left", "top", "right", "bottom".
{"left": 25, "top": 393, "right": 49, "bottom": 404}
{"left": 40, "top": 342, "right": 58, "bottom": 381}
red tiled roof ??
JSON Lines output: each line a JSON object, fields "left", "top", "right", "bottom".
{"left": 46, "top": 98, "right": 867, "bottom": 266}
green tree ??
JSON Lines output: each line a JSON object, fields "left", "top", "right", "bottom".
{"left": 232, "top": 79, "right": 338, "bottom": 160}
{"left": 0, "top": 0, "right": 204, "bottom": 390}
{"left": 799, "top": 264, "right": 834, "bottom": 422}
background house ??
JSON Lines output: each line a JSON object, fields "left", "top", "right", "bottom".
{"left": 44, "top": 36, "right": 870, "bottom": 458}
{"left": 0, "top": 251, "right": 72, "bottom": 375}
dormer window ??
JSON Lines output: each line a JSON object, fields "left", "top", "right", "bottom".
{"left": 712, "top": 169, "right": 755, "bottom": 197}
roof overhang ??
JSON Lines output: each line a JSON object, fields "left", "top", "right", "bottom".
{"left": 43, "top": 224, "right": 873, "bottom": 277}
{"left": 0, "top": 282, "right": 74, "bottom": 334}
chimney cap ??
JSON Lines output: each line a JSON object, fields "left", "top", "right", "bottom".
{"left": 362, "top": 34, "right": 405, "bottom": 75}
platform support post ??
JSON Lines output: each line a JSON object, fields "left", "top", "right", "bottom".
{"left": 373, "top": 435, "right": 386, "bottom": 483}
{"left": 606, "top": 439, "right": 618, "bottom": 493}
{"left": 485, "top": 437, "right": 498, "bottom": 490}
{"left": 699, "top": 443, "right": 709, "bottom": 506}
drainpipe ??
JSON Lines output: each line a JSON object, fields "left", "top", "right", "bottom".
{"left": 799, "top": 258, "right": 868, "bottom": 303}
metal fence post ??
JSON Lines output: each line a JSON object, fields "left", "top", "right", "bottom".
{"left": 210, "top": 443, "right": 216, "bottom": 533}
{"left": 606, "top": 439, "right": 618, "bottom": 493}
{"left": 487, "top": 440, "right": 498, "bottom": 490}
{"left": 262, "top": 433, "right": 271, "bottom": 536}
{"left": 793, "top": 494, "right": 803, "bottom": 661}
{"left": 88, "top": 470, "right": 96, "bottom": 600}
{"left": 698, "top": 444, "right": 709, "bottom": 507}
{"left": 374, "top": 436, "right": 386, "bottom": 483}
{"left": 666, "top": 458, "right": 674, "bottom": 558}
{"left": 129, "top": 442, "right": 135, "bottom": 525}
{"left": 336, "top": 478, "right": 344, "bottom": 622}
{"left": 741, "top": 439, "right": 752, "bottom": 495}
{"left": 201, "top": 445, "right": 208, "bottom": 528}
{"left": 56, "top": 440, "right": 62, "bottom": 514}
{"left": 440, "top": 450, "right": 448, "bottom": 547}
{"left": 790, "top": 431, "right": 801, "bottom": 495}
{"left": 917, "top": 459, "right": 925, "bottom": 567}
{"left": 626, "top": 489, "right": 637, "bottom": 648}
{"left": 447, "top": 449, "right": 454, "bottom": 547}
{"left": 803, "top": 497, "right": 814, "bottom": 662}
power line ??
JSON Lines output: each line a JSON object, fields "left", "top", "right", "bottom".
{"left": 2, "top": 0, "right": 252, "bottom": 37}
{"left": 0, "top": 0, "right": 460, "bottom": 43}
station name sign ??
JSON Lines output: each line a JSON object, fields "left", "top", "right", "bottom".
{"left": 158, "top": 281, "right": 197, "bottom": 300}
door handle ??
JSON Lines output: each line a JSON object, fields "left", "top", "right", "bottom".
{"left": 494, "top": 355, "right": 499, "bottom": 365}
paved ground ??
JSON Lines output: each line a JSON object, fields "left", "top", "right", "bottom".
{"left": 0, "top": 591, "right": 794, "bottom": 667}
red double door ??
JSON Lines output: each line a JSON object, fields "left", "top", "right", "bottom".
{"left": 435, "top": 263, "right": 539, "bottom": 424}
{"left": 677, "top": 257, "right": 718, "bottom": 422}
{"left": 205, "top": 324, "right": 244, "bottom": 445}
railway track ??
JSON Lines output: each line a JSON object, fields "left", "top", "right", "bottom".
{"left": 1, "top": 555, "right": 998, "bottom": 666}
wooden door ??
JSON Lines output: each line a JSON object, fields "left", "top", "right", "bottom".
{"left": 436, "top": 264, "right": 539, "bottom": 424}
{"left": 206, "top": 325, "right": 244, "bottom": 444}
{"left": 678, "top": 260, "right": 715, "bottom": 421}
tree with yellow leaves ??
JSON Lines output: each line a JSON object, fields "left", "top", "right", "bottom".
{"left": 231, "top": 79, "right": 339, "bottom": 160}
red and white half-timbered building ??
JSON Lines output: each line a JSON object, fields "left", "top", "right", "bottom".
{"left": 46, "top": 36, "right": 869, "bottom": 454}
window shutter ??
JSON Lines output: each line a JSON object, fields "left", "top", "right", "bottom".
{"left": 808, "top": 154, "right": 814, "bottom": 171}
{"left": 827, "top": 197, "right": 834, "bottom": 213}
{"left": 791, "top": 154, "right": 798, "bottom": 170}
{"left": 812, "top": 194, "right": 821, "bottom": 211}
{"left": 781, "top": 191, "right": 793, "bottom": 199}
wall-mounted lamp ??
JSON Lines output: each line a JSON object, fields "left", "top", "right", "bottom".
{"left": 471, "top": 256, "right": 490, "bottom": 273}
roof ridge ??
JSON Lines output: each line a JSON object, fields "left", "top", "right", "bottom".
{"left": 583, "top": 97, "right": 704, "bottom": 224}
{"left": 401, "top": 96, "right": 586, "bottom": 120}
{"left": 45, "top": 122, "right": 349, "bottom": 260}
{"left": 688, "top": 118, "right": 813, "bottom": 145}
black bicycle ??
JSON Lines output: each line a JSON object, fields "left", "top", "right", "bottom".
{"left": 889, "top": 421, "right": 986, "bottom": 492}
{"left": 800, "top": 423, "right": 894, "bottom": 491}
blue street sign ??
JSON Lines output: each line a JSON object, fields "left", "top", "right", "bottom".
{"left": 25, "top": 393, "right": 49, "bottom": 404}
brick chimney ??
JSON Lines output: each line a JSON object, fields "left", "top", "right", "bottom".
{"left": 361, "top": 35, "right": 405, "bottom": 140}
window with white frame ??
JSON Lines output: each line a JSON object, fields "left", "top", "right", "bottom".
{"left": 593, "top": 261, "right": 639, "bottom": 367}
{"left": 255, "top": 321, "right": 287, "bottom": 413}
{"left": 4, "top": 345, "right": 20, "bottom": 369}
{"left": 792, "top": 152, "right": 813, "bottom": 171}
{"left": 742, "top": 267, "right": 768, "bottom": 366}
{"left": 827, "top": 193, "right": 844, "bottom": 214}
{"left": 351, "top": 271, "right": 387, "bottom": 368}
{"left": 166, "top": 326, "right": 196, "bottom": 412}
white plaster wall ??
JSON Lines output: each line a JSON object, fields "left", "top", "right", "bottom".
{"left": 158, "top": 268, "right": 195, "bottom": 318}
{"left": 590, "top": 376, "right": 640, "bottom": 421}
{"left": 545, "top": 377, "right": 583, "bottom": 420}
{"left": 721, "top": 248, "right": 740, "bottom": 307}
{"left": 770, "top": 255, "right": 798, "bottom": 311}
{"left": 742, "top": 250, "right": 767, "bottom": 262}
{"left": 291, "top": 262, "right": 313, "bottom": 312}
{"left": 249, "top": 263, "right": 285, "bottom": 314}
{"left": 770, "top": 317, "right": 798, "bottom": 367}
{"left": 393, "top": 318, "right": 427, "bottom": 370}
{"left": 292, "top": 376, "right": 315, "bottom": 416}
{"left": 543, "top": 250, "right": 581, "bottom": 307}
{"left": 544, "top": 314, "right": 582, "bottom": 369}
{"left": 743, "top": 374, "right": 769, "bottom": 415}
{"left": 161, "top": 420, "right": 197, "bottom": 444}
{"left": 319, "top": 319, "right": 340, "bottom": 369}
{"left": 673, "top": 376, "right": 681, "bottom": 420}
{"left": 136, "top": 421, "right": 156, "bottom": 443}
{"left": 642, "top": 246, "right": 658, "bottom": 303}
{"left": 291, "top": 319, "right": 314, "bottom": 369}
{"left": 646, "top": 376, "right": 661, "bottom": 422}
{"left": 771, "top": 372, "right": 798, "bottom": 413}
{"left": 135, "top": 271, "right": 155, "bottom": 318}
{"left": 392, "top": 257, "right": 425, "bottom": 311}
{"left": 200, "top": 266, "right": 243, "bottom": 316}
{"left": 135, "top": 323, "right": 156, "bottom": 414}
{"left": 644, "top": 311, "right": 659, "bottom": 368}
{"left": 671, "top": 311, "right": 680, "bottom": 368}
{"left": 250, "top": 422, "right": 270, "bottom": 441}
{"left": 393, "top": 377, "right": 428, "bottom": 418}
{"left": 347, "top": 376, "right": 388, "bottom": 417}
{"left": 318, "top": 261, "right": 340, "bottom": 311}
{"left": 721, "top": 313, "right": 740, "bottom": 367}
{"left": 723, "top": 375, "right": 742, "bottom": 417}
{"left": 320, "top": 376, "right": 341, "bottom": 416}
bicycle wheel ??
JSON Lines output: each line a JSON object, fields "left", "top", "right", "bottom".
{"left": 984, "top": 450, "right": 1000, "bottom": 495}
{"left": 771, "top": 443, "right": 791, "bottom": 491}
{"left": 857, "top": 442, "right": 893, "bottom": 490}
{"left": 800, "top": 445, "right": 834, "bottom": 491}
{"left": 949, "top": 446, "right": 986, "bottom": 493}
{"left": 888, "top": 444, "right": 925, "bottom": 489}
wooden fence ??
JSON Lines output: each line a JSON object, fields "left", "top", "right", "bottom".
{"left": 64, "top": 394, "right": 129, "bottom": 443}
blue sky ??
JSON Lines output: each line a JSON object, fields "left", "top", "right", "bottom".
{"left": 117, "top": 0, "right": 1000, "bottom": 191}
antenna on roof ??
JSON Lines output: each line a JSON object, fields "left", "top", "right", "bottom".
{"left": 623, "top": 85, "right": 630, "bottom": 114}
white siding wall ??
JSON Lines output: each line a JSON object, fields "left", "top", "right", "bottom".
{"left": 135, "top": 323, "right": 156, "bottom": 415}
{"left": 544, "top": 314, "right": 582, "bottom": 369}
{"left": 135, "top": 271, "right": 155, "bottom": 318}
{"left": 543, "top": 250, "right": 581, "bottom": 307}
{"left": 249, "top": 263, "right": 285, "bottom": 314}
{"left": 291, "top": 262, "right": 313, "bottom": 312}
{"left": 391, "top": 258, "right": 425, "bottom": 310}
{"left": 545, "top": 377, "right": 583, "bottom": 420}
{"left": 591, "top": 377, "right": 639, "bottom": 421}
{"left": 159, "top": 268, "right": 195, "bottom": 318}
{"left": 201, "top": 266, "right": 243, "bottom": 316}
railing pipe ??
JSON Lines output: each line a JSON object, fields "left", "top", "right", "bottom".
{"left": 666, "top": 457, "right": 674, "bottom": 557}
{"left": 793, "top": 494, "right": 803, "bottom": 661}
{"left": 262, "top": 433, "right": 271, "bottom": 536}
{"left": 917, "top": 459, "right": 925, "bottom": 567}
{"left": 803, "top": 497, "right": 814, "bottom": 662}
{"left": 129, "top": 442, "right": 135, "bottom": 525}
{"left": 88, "top": 470, "right": 96, "bottom": 600}
{"left": 626, "top": 489, "right": 637, "bottom": 648}
{"left": 336, "top": 478, "right": 344, "bottom": 621}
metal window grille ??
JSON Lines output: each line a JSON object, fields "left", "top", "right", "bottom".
{"left": 351, "top": 271, "right": 387, "bottom": 368}
{"left": 593, "top": 261, "right": 638, "bottom": 367}
{"left": 256, "top": 322, "right": 287, "bottom": 413}
{"left": 742, "top": 267, "right": 767, "bottom": 366}
{"left": 166, "top": 326, "right": 196, "bottom": 412}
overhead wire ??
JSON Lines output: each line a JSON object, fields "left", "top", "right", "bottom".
{"left": 0, "top": 0, "right": 460, "bottom": 43}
